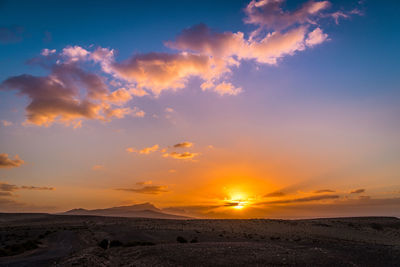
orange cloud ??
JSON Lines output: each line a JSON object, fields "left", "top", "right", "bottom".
{"left": 105, "top": 87, "right": 132, "bottom": 105}
{"left": 0, "top": 154, "right": 24, "bottom": 168}
{"left": 204, "top": 82, "right": 242, "bottom": 96}
{"left": 139, "top": 144, "right": 159, "bottom": 154}
{"left": 126, "top": 145, "right": 159, "bottom": 154}
{"left": 111, "top": 52, "right": 211, "bottom": 96}
{"left": 125, "top": 147, "right": 136, "bottom": 153}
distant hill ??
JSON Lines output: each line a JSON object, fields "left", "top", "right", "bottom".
{"left": 61, "top": 202, "right": 190, "bottom": 219}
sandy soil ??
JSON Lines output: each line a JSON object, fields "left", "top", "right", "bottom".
{"left": 0, "top": 214, "right": 399, "bottom": 266}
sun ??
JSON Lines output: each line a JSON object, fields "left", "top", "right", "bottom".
{"left": 233, "top": 201, "right": 246, "bottom": 210}
{"left": 228, "top": 193, "right": 249, "bottom": 210}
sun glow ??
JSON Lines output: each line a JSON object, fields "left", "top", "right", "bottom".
{"left": 227, "top": 193, "right": 249, "bottom": 210}
{"left": 233, "top": 201, "right": 246, "bottom": 210}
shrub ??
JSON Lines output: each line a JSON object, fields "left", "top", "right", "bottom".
{"left": 110, "top": 240, "right": 123, "bottom": 247}
{"left": 98, "top": 239, "right": 109, "bottom": 249}
{"left": 0, "top": 240, "right": 39, "bottom": 257}
{"left": 176, "top": 236, "right": 187, "bottom": 243}
{"left": 371, "top": 223, "right": 383, "bottom": 231}
{"left": 124, "top": 241, "right": 155, "bottom": 247}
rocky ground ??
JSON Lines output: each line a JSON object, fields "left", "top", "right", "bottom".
{"left": 0, "top": 214, "right": 399, "bottom": 266}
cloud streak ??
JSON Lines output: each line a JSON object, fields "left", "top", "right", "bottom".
{"left": 257, "top": 194, "right": 339, "bottom": 205}
{"left": 314, "top": 189, "right": 335, "bottom": 194}
{"left": 116, "top": 184, "right": 169, "bottom": 195}
{"left": 0, "top": 182, "right": 54, "bottom": 193}
{"left": 351, "top": 189, "right": 365, "bottom": 194}
{"left": 265, "top": 191, "right": 286, "bottom": 197}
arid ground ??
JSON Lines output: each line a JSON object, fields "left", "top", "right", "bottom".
{"left": 0, "top": 214, "right": 399, "bottom": 266}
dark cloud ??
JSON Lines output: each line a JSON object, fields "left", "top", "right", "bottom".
{"left": 0, "top": 182, "right": 54, "bottom": 192}
{"left": 116, "top": 185, "right": 169, "bottom": 195}
{"left": 351, "top": 189, "right": 365, "bottom": 194}
{"left": 166, "top": 23, "right": 239, "bottom": 57}
{"left": 173, "top": 141, "right": 193, "bottom": 148}
{"left": 264, "top": 191, "right": 286, "bottom": 197}
{"left": 20, "top": 186, "right": 54, "bottom": 191}
{"left": 1, "top": 68, "right": 101, "bottom": 126}
{"left": 0, "top": 153, "right": 24, "bottom": 168}
{"left": 0, "top": 61, "right": 137, "bottom": 126}
{"left": 258, "top": 194, "right": 339, "bottom": 205}
{"left": 162, "top": 152, "right": 198, "bottom": 160}
{"left": 244, "top": 0, "right": 330, "bottom": 31}
{"left": 0, "top": 25, "right": 24, "bottom": 44}
{"left": 224, "top": 202, "right": 241, "bottom": 207}
{"left": 0, "top": 182, "right": 18, "bottom": 192}
{"left": 314, "top": 189, "right": 335, "bottom": 194}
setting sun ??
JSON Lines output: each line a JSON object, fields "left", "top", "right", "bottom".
{"left": 233, "top": 201, "right": 246, "bottom": 210}
{"left": 226, "top": 193, "right": 250, "bottom": 210}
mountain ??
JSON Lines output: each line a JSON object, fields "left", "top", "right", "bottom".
{"left": 61, "top": 203, "right": 190, "bottom": 219}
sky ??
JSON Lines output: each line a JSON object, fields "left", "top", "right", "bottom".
{"left": 0, "top": 0, "right": 399, "bottom": 219}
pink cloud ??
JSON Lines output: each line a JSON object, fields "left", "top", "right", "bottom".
{"left": 61, "top": 45, "right": 90, "bottom": 62}
{"left": 111, "top": 52, "right": 212, "bottom": 96}
{"left": 244, "top": 0, "right": 330, "bottom": 31}
{"left": 306, "top": 27, "right": 329, "bottom": 47}
{"left": 206, "top": 82, "right": 242, "bottom": 96}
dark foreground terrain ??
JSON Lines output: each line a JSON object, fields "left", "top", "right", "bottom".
{"left": 0, "top": 214, "right": 399, "bottom": 266}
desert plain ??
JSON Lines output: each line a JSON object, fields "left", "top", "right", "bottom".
{"left": 0, "top": 213, "right": 399, "bottom": 266}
